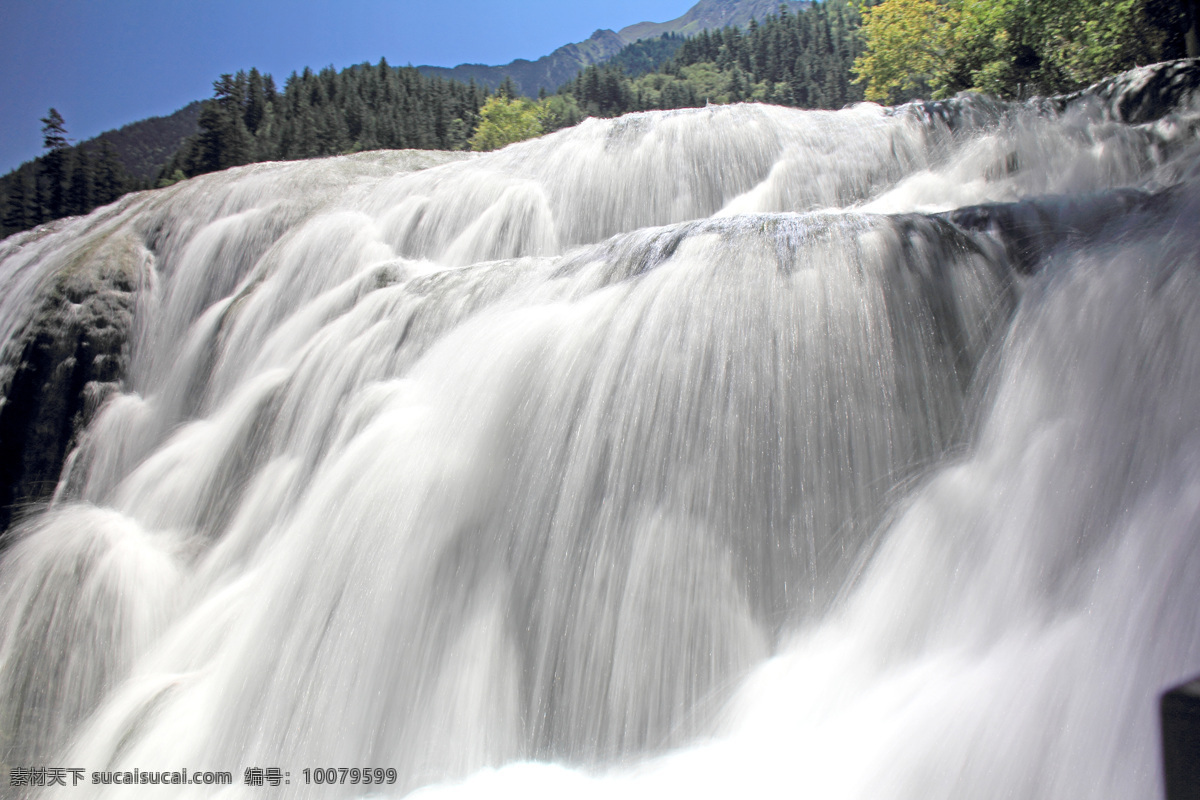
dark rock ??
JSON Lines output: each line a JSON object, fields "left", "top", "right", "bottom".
{"left": 891, "top": 59, "right": 1200, "bottom": 133}
{"left": 1061, "top": 58, "right": 1200, "bottom": 125}
{"left": 0, "top": 233, "right": 145, "bottom": 537}
{"left": 943, "top": 185, "right": 1180, "bottom": 274}
{"left": 1162, "top": 676, "right": 1200, "bottom": 800}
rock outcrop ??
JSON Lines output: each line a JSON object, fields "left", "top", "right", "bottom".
{"left": 0, "top": 230, "right": 145, "bottom": 534}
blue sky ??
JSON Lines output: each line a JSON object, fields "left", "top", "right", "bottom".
{"left": 0, "top": 0, "right": 695, "bottom": 173}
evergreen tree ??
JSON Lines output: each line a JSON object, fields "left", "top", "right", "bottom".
{"left": 94, "top": 140, "right": 127, "bottom": 205}
{"left": 497, "top": 75, "right": 519, "bottom": 99}
{"left": 68, "top": 146, "right": 94, "bottom": 216}
{"left": 193, "top": 74, "right": 253, "bottom": 172}
{"left": 40, "top": 108, "right": 70, "bottom": 219}
{"left": 246, "top": 67, "right": 268, "bottom": 134}
{"left": 2, "top": 168, "right": 36, "bottom": 232}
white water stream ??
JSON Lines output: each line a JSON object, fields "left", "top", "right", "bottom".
{"left": 2, "top": 68, "right": 1200, "bottom": 799}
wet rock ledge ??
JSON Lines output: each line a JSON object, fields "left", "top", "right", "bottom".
{"left": 0, "top": 230, "right": 145, "bottom": 535}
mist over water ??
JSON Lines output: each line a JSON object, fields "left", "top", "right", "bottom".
{"left": 2, "top": 67, "right": 1200, "bottom": 799}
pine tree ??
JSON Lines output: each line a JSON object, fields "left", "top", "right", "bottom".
{"left": 68, "top": 146, "right": 94, "bottom": 216}
{"left": 498, "top": 75, "right": 519, "bottom": 99}
{"left": 40, "top": 108, "right": 70, "bottom": 219}
{"left": 193, "top": 74, "right": 254, "bottom": 172}
{"left": 95, "top": 140, "right": 127, "bottom": 205}
{"left": 2, "top": 168, "right": 35, "bottom": 232}
{"left": 246, "top": 67, "right": 268, "bottom": 134}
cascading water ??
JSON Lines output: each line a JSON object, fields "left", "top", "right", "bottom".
{"left": 2, "top": 62, "right": 1200, "bottom": 799}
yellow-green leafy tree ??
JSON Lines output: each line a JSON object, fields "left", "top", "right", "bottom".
{"left": 468, "top": 96, "right": 544, "bottom": 151}
{"left": 852, "top": 0, "right": 958, "bottom": 103}
{"left": 855, "top": 0, "right": 1192, "bottom": 102}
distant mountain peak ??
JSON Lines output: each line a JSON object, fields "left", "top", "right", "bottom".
{"left": 416, "top": 0, "right": 811, "bottom": 96}
{"left": 619, "top": 0, "right": 811, "bottom": 43}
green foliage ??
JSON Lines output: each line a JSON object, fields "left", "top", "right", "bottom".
{"left": 853, "top": 0, "right": 1191, "bottom": 101}
{"left": 853, "top": 0, "right": 950, "bottom": 102}
{"left": 469, "top": 96, "right": 544, "bottom": 151}
{"left": 537, "top": 94, "right": 585, "bottom": 133}
{"left": 1029, "top": 0, "right": 1186, "bottom": 91}
{"left": 156, "top": 169, "right": 187, "bottom": 189}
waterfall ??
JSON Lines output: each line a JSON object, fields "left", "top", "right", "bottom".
{"left": 2, "top": 62, "right": 1200, "bottom": 799}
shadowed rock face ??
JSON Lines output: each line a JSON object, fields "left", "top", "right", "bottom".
{"left": 0, "top": 234, "right": 142, "bottom": 535}
{"left": 944, "top": 186, "right": 1182, "bottom": 274}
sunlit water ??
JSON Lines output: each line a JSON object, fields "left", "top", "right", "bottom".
{"left": 2, "top": 66, "right": 1200, "bottom": 799}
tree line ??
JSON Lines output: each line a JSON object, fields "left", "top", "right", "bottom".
{"left": 0, "top": 110, "right": 138, "bottom": 239}
{"left": 558, "top": 0, "right": 862, "bottom": 117}
{"left": 146, "top": 3, "right": 865, "bottom": 180}
{"left": 157, "top": 62, "right": 490, "bottom": 181}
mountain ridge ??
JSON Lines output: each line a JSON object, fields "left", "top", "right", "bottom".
{"left": 619, "top": 0, "right": 810, "bottom": 41}
{"left": 86, "top": 101, "right": 203, "bottom": 180}
{"left": 418, "top": 28, "right": 628, "bottom": 96}
{"left": 416, "top": 0, "right": 812, "bottom": 95}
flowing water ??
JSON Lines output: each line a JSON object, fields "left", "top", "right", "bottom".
{"left": 2, "top": 64, "right": 1200, "bottom": 799}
